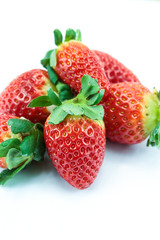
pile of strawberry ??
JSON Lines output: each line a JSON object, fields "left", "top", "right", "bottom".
{"left": 0, "top": 29, "right": 159, "bottom": 189}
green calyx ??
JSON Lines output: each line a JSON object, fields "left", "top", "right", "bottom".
{"left": 147, "top": 122, "right": 160, "bottom": 149}
{"left": 53, "top": 28, "right": 82, "bottom": 46}
{"left": 29, "top": 75, "right": 105, "bottom": 125}
{"left": 0, "top": 119, "right": 45, "bottom": 185}
{"left": 146, "top": 88, "right": 160, "bottom": 149}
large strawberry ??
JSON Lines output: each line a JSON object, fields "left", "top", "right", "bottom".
{"left": 93, "top": 50, "right": 140, "bottom": 84}
{"left": 0, "top": 69, "right": 57, "bottom": 124}
{"left": 41, "top": 29, "right": 109, "bottom": 99}
{"left": 0, "top": 113, "right": 45, "bottom": 185}
{"left": 29, "top": 75, "right": 106, "bottom": 189}
{"left": 101, "top": 82, "right": 160, "bottom": 147}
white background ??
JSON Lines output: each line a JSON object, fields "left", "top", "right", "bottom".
{"left": 0, "top": 0, "right": 160, "bottom": 239}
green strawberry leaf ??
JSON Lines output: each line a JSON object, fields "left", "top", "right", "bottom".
{"left": 65, "top": 29, "right": 76, "bottom": 42}
{"left": 82, "top": 105, "right": 104, "bottom": 120}
{"left": 59, "top": 89, "right": 74, "bottom": 101}
{"left": 56, "top": 81, "right": 73, "bottom": 92}
{"left": 62, "top": 103, "right": 84, "bottom": 115}
{"left": 147, "top": 122, "right": 160, "bottom": 149}
{"left": 33, "top": 129, "right": 45, "bottom": 161}
{"left": 8, "top": 118, "right": 34, "bottom": 134}
{"left": 6, "top": 148, "right": 33, "bottom": 170}
{"left": 28, "top": 96, "right": 53, "bottom": 108}
{"left": 0, "top": 138, "right": 21, "bottom": 158}
{"left": 20, "top": 135, "right": 36, "bottom": 156}
{"left": 76, "top": 29, "right": 82, "bottom": 41}
{"left": 48, "top": 106, "right": 68, "bottom": 124}
{"left": 47, "top": 64, "right": 58, "bottom": 84}
{"left": 34, "top": 123, "right": 44, "bottom": 132}
{"left": 56, "top": 81, "right": 74, "bottom": 101}
{"left": 87, "top": 89, "right": 105, "bottom": 106}
{"left": 28, "top": 88, "right": 63, "bottom": 109}
{"left": 47, "top": 88, "right": 62, "bottom": 106}
{"left": 54, "top": 29, "right": 63, "bottom": 46}
{"left": 80, "top": 75, "right": 99, "bottom": 98}
{"left": 0, "top": 157, "right": 33, "bottom": 185}
{"left": 50, "top": 49, "right": 57, "bottom": 68}
{"left": 41, "top": 49, "right": 53, "bottom": 68}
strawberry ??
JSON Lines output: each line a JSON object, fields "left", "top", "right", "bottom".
{"left": 41, "top": 29, "right": 109, "bottom": 99}
{"left": 0, "top": 69, "right": 57, "bottom": 124}
{"left": 44, "top": 115, "right": 105, "bottom": 189}
{"left": 29, "top": 75, "right": 106, "bottom": 189}
{"left": 93, "top": 50, "right": 140, "bottom": 84}
{"left": 0, "top": 113, "right": 45, "bottom": 185}
{"left": 101, "top": 82, "right": 160, "bottom": 146}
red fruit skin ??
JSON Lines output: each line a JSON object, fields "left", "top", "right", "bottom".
{"left": 0, "top": 69, "right": 52, "bottom": 124}
{"left": 54, "top": 41, "right": 109, "bottom": 98}
{"left": 0, "top": 113, "right": 19, "bottom": 169}
{"left": 101, "top": 82, "right": 151, "bottom": 144}
{"left": 93, "top": 50, "right": 140, "bottom": 84}
{"left": 44, "top": 116, "right": 106, "bottom": 190}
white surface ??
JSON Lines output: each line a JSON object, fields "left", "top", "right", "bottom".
{"left": 0, "top": 0, "right": 160, "bottom": 240}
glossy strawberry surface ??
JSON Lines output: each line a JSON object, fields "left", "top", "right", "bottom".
{"left": 94, "top": 50, "right": 140, "bottom": 84}
{"left": 0, "top": 113, "right": 19, "bottom": 168}
{"left": 44, "top": 115, "right": 106, "bottom": 189}
{"left": 0, "top": 69, "right": 54, "bottom": 124}
{"left": 101, "top": 82, "right": 154, "bottom": 144}
{"left": 54, "top": 41, "right": 109, "bottom": 98}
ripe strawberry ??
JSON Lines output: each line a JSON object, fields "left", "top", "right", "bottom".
{"left": 30, "top": 75, "right": 106, "bottom": 189}
{"left": 93, "top": 50, "right": 140, "bottom": 84}
{"left": 44, "top": 115, "right": 105, "bottom": 189}
{"left": 0, "top": 113, "right": 45, "bottom": 185}
{"left": 101, "top": 82, "right": 160, "bottom": 146}
{"left": 0, "top": 69, "right": 57, "bottom": 124}
{"left": 41, "top": 29, "right": 109, "bottom": 99}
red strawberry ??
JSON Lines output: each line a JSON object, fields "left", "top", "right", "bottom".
{"left": 30, "top": 75, "right": 106, "bottom": 189}
{"left": 93, "top": 50, "right": 140, "bottom": 84}
{"left": 0, "top": 69, "right": 57, "bottom": 124}
{"left": 101, "top": 82, "right": 160, "bottom": 146}
{"left": 0, "top": 113, "right": 45, "bottom": 185}
{"left": 44, "top": 115, "right": 105, "bottom": 189}
{"left": 41, "top": 29, "right": 109, "bottom": 99}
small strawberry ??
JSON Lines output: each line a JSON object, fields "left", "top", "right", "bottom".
{"left": 41, "top": 29, "right": 109, "bottom": 99}
{"left": 0, "top": 113, "right": 45, "bottom": 185}
{"left": 0, "top": 69, "right": 57, "bottom": 124}
{"left": 93, "top": 50, "right": 140, "bottom": 84}
{"left": 101, "top": 82, "right": 160, "bottom": 146}
{"left": 29, "top": 75, "right": 106, "bottom": 189}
